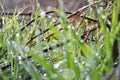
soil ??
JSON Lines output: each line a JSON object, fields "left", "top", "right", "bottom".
{"left": 0, "top": 0, "right": 88, "bottom": 12}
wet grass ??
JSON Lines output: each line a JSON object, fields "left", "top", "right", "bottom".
{"left": 0, "top": 0, "right": 120, "bottom": 80}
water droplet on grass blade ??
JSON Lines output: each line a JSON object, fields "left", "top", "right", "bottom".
{"left": 18, "top": 56, "right": 22, "bottom": 60}
{"left": 19, "top": 76, "right": 21, "bottom": 79}
{"left": 96, "top": 53, "right": 99, "bottom": 56}
{"left": 40, "top": 12, "right": 46, "bottom": 17}
{"left": 54, "top": 60, "right": 66, "bottom": 69}
{"left": 16, "top": 33, "right": 19, "bottom": 37}
{"left": 61, "top": 68, "right": 75, "bottom": 80}
{"left": 85, "top": 76, "right": 90, "bottom": 80}
{"left": 19, "top": 61, "right": 22, "bottom": 65}
{"left": 82, "top": 61, "right": 85, "bottom": 65}
{"left": 43, "top": 73, "right": 47, "bottom": 77}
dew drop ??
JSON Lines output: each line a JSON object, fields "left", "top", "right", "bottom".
{"left": 61, "top": 68, "right": 75, "bottom": 80}
{"left": 40, "top": 12, "right": 46, "bottom": 17}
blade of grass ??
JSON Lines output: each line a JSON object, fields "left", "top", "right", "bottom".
{"left": 28, "top": 51, "right": 65, "bottom": 80}
{"left": 23, "top": 61, "right": 43, "bottom": 80}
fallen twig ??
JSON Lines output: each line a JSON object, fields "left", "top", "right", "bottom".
{"left": 24, "top": 0, "right": 101, "bottom": 46}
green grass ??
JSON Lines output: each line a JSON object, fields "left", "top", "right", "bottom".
{"left": 0, "top": 0, "right": 120, "bottom": 80}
